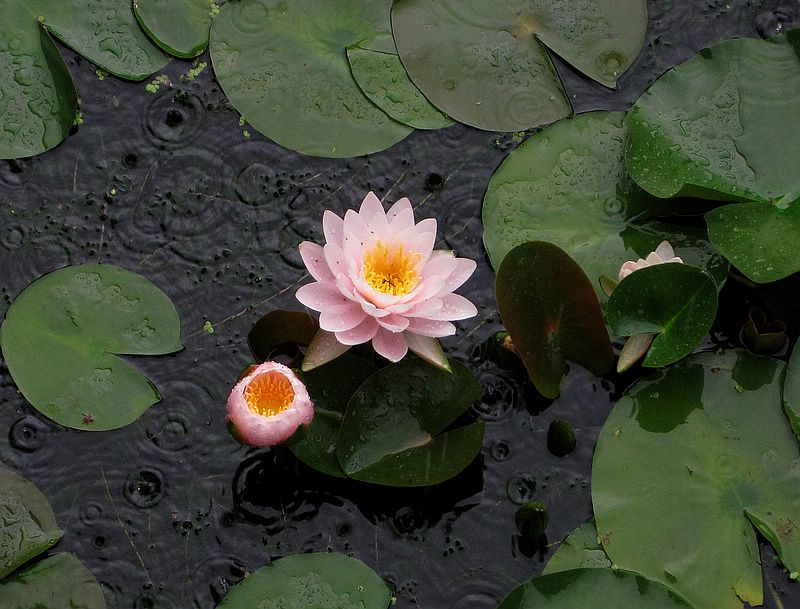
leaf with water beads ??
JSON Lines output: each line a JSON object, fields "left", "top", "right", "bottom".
{"left": 134, "top": 0, "right": 212, "bottom": 58}
{"left": 1, "top": 264, "right": 183, "bottom": 431}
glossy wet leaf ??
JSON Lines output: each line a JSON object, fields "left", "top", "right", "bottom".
{"left": 515, "top": 502, "right": 548, "bottom": 537}
{"left": 391, "top": 0, "right": 647, "bottom": 131}
{"left": 290, "top": 354, "right": 378, "bottom": 478}
{"left": 542, "top": 521, "right": 611, "bottom": 575}
{"left": 606, "top": 264, "right": 718, "bottom": 368}
{"left": 0, "top": 553, "right": 106, "bottom": 609}
{"left": 0, "top": 2, "right": 77, "bottom": 159}
{"left": 134, "top": 0, "right": 212, "bottom": 58}
{"left": 482, "top": 112, "right": 728, "bottom": 295}
{"left": 210, "top": 0, "right": 412, "bottom": 157}
{"left": 0, "top": 469, "right": 62, "bottom": 579}
{"left": 216, "top": 553, "right": 391, "bottom": 609}
{"left": 626, "top": 34, "right": 800, "bottom": 282}
{"left": 593, "top": 351, "right": 800, "bottom": 609}
{"left": 546, "top": 419, "right": 576, "bottom": 457}
{"left": 336, "top": 358, "right": 484, "bottom": 486}
{"left": 0, "top": 264, "right": 183, "bottom": 431}
{"left": 25, "top": 0, "right": 167, "bottom": 80}
{"left": 496, "top": 242, "right": 613, "bottom": 399}
{"left": 247, "top": 310, "right": 318, "bottom": 362}
{"left": 784, "top": 339, "right": 800, "bottom": 440}
{"left": 347, "top": 43, "right": 453, "bottom": 130}
{"left": 497, "top": 568, "right": 692, "bottom": 609}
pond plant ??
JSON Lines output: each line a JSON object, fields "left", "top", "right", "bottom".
{"left": 1, "top": 2, "right": 799, "bottom": 609}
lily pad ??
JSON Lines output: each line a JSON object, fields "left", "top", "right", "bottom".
{"left": 336, "top": 358, "right": 484, "bottom": 486}
{"left": 216, "top": 553, "right": 391, "bottom": 609}
{"left": 24, "top": 0, "right": 167, "bottom": 80}
{"left": 593, "top": 350, "right": 800, "bottom": 609}
{"left": 497, "top": 568, "right": 692, "bottom": 609}
{"left": 784, "top": 339, "right": 800, "bottom": 440}
{"left": 347, "top": 42, "right": 453, "bottom": 130}
{"left": 247, "top": 310, "right": 318, "bottom": 362}
{"left": 210, "top": 0, "right": 412, "bottom": 157}
{"left": 626, "top": 33, "right": 800, "bottom": 282}
{"left": 0, "top": 469, "right": 63, "bottom": 579}
{"left": 0, "top": 553, "right": 106, "bottom": 609}
{"left": 134, "top": 0, "right": 212, "bottom": 58}
{"left": 482, "top": 112, "right": 728, "bottom": 294}
{"left": 606, "top": 264, "right": 718, "bottom": 368}
{"left": 0, "top": 2, "right": 77, "bottom": 159}
{"left": 495, "top": 241, "right": 613, "bottom": 399}
{"left": 0, "top": 264, "right": 183, "bottom": 431}
{"left": 391, "top": 0, "right": 647, "bottom": 131}
{"left": 542, "top": 521, "right": 611, "bottom": 575}
{"left": 290, "top": 354, "right": 379, "bottom": 478}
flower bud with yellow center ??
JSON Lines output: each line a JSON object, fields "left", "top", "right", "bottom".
{"left": 243, "top": 371, "right": 295, "bottom": 417}
{"left": 362, "top": 241, "right": 421, "bottom": 296}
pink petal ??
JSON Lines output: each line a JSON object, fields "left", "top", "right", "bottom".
{"left": 618, "top": 261, "right": 641, "bottom": 281}
{"left": 343, "top": 209, "right": 370, "bottom": 245}
{"left": 372, "top": 327, "right": 409, "bottom": 362}
{"left": 654, "top": 240, "right": 676, "bottom": 261}
{"left": 406, "top": 318, "right": 456, "bottom": 337}
{"left": 424, "top": 293, "right": 477, "bottom": 321}
{"left": 324, "top": 242, "right": 348, "bottom": 277}
{"left": 354, "top": 290, "right": 392, "bottom": 318}
{"left": 439, "top": 258, "right": 477, "bottom": 295}
{"left": 299, "top": 242, "right": 334, "bottom": 282}
{"left": 302, "top": 329, "right": 351, "bottom": 371}
{"left": 296, "top": 282, "right": 352, "bottom": 311}
{"left": 322, "top": 210, "right": 344, "bottom": 247}
{"left": 377, "top": 314, "right": 410, "bottom": 332}
{"left": 319, "top": 302, "right": 367, "bottom": 332}
{"left": 387, "top": 197, "right": 414, "bottom": 230}
{"left": 421, "top": 250, "right": 458, "bottom": 280}
{"left": 404, "top": 275, "right": 445, "bottom": 305}
{"left": 402, "top": 297, "right": 444, "bottom": 318}
{"left": 404, "top": 333, "right": 450, "bottom": 372}
{"left": 335, "top": 272, "right": 357, "bottom": 300}
{"left": 358, "top": 191, "right": 384, "bottom": 223}
{"left": 336, "top": 316, "right": 379, "bottom": 345}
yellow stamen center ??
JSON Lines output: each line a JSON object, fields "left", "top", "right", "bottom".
{"left": 363, "top": 241, "right": 421, "bottom": 296}
{"left": 244, "top": 372, "right": 295, "bottom": 417}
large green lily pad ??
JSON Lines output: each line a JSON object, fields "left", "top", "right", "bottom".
{"left": 24, "top": 0, "right": 167, "bottom": 80}
{"left": 542, "top": 521, "right": 611, "bottom": 575}
{"left": 593, "top": 350, "right": 800, "bottom": 609}
{"left": 626, "top": 33, "right": 800, "bottom": 282}
{"left": 496, "top": 241, "right": 613, "bottom": 398}
{"left": 482, "top": 112, "right": 728, "bottom": 294}
{"left": 336, "top": 359, "right": 484, "bottom": 486}
{"left": 0, "top": 2, "right": 77, "bottom": 159}
{"left": 0, "top": 469, "right": 63, "bottom": 579}
{"left": 0, "top": 264, "right": 183, "bottom": 431}
{"left": 784, "top": 338, "right": 800, "bottom": 440}
{"left": 606, "top": 264, "right": 718, "bottom": 367}
{"left": 134, "top": 0, "right": 212, "bottom": 58}
{"left": 391, "top": 0, "right": 646, "bottom": 131}
{"left": 0, "top": 553, "right": 106, "bottom": 609}
{"left": 216, "top": 553, "right": 391, "bottom": 609}
{"left": 210, "top": 0, "right": 412, "bottom": 157}
{"left": 497, "top": 568, "right": 692, "bottom": 609}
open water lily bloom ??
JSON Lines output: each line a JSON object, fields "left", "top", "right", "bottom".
{"left": 226, "top": 361, "right": 313, "bottom": 448}
{"left": 618, "top": 240, "right": 683, "bottom": 281}
{"left": 296, "top": 192, "right": 477, "bottom": 369}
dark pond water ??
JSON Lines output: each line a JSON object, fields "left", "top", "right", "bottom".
{"left": 2, "top": 1, "right": 800, "bottom": 608}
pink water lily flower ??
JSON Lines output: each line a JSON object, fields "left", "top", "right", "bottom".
{"left": 296, "top": 192, "right": 477, "bottom": 370}
{"left": 618, "top": 240, "right": 683, "bottom": 281}
{"left": 226, "top": 361, "right": 313, "bottom": 448}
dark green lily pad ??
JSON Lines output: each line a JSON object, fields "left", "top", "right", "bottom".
{"left": 134, "top": 0, "right": 212, "bottom": 58}
{"left": 0, "top": 264, "right": 183, "bottom": 431}
{"left": 497, "top": 568, "right": 692, "bottom": 609}
{"left": 0, "top": 3, "right": 77, "bottom": 159}
{"left": 247, "top": 310, "right": 318, "bottom": 362}
{"left": 784, "top": 339, "right": 800, "bottom": 440}
{"left": 542, "top": 521, "right": 612, "bottom": 575}
{"left": 626, "top": 33, "right": 800, "bottom": 282}
{"left": 0, "top": 553, "right": 106, "bottom": 609}
{"left": 347, "top": 43, "right": 453, "bottom": 130}
{"left": 391, "top": 0, "right": 647, "bottom": 131}
{"left": 606, "top": 264, "right": 718, "bottom": 368}
{"left": 593, "top": 351, "right": 800, "bottom": 609}
{"left": 336, "top": 359, "right": 484, "bottom": 486}
{"left": 216, "top": 553, "right": 391, "bottom": 609}
{"left": 290, "top": 354, "right": 379, "bottom": 478}
{"left": 24, "top": 0, "right": 167, "bottom": 80}
{"left": 0, "top": 469, "right": 63, "bottom": 579}
{"left": 210, "top": 0, "right": 412, "bottom": 157}
{"left": 482, "top": 112, "right": 728, "bottom": 294}
{"left": 496, "top": 241, "right": 613, "bottom": 399}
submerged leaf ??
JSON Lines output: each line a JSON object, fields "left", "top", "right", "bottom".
{"left": 1, "top": 264, "right": 183, "bottom": 431}
{"left": 593, "top": 350, "right": 800, "bottom": 609}
{"left": 542, "top": 521, "right": 611, "bottom": 575}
